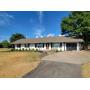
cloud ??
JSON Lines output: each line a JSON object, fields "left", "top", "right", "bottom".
{"left": 38, "top": 11, "right": 43, "bottom": 25}
{"left": 33, "top": 11, "right": 45, "bottom": 38}
{"left": 35, "top": 29, "right": 44, "bottom": 38}
{"left": 34, "top": 26, "right": 46, "bottom": 38}
{"left": 47, "top": 33, "right": 55, "bottom": 37}
{"left": 0, "top": 12, "right": 14, "bottom": 26}
{"left": 58, "top": 34, "right": 65, "bottom": 36}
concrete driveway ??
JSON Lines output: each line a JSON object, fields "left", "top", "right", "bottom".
{"left": 42, "top": 51, "right": 90, "bottom": 64}
{"left": 24, "top": 51, "right": 90, "bottom": 78}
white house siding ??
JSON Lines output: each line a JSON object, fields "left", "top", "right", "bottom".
{"left": 35, "top": 43, "right": 44, "bottom": 51}
{"left": 15, "top": 44, "right": 21, "bottom": 50}
{"left": 49, "top": 43, "right": 51, "bottom": 50}
{"left": 29, "top": 44, "right": 35, "bottom": 50}
{"left": 21, "top": 44, "right": 26, "bottom": 50}
{"left": 15, "top": 44, "right": 19, "bottom": 50}
{"left": 43, "top": 43, "right": 46, "bottom": 50}
{"left": 14, "top": 42, "right": 81, "bottom": 51}
{"left": 51, "top": 43, "right": 62, "bottom": 51}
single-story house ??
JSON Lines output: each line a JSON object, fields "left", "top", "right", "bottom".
{"left": 12, "top": 36, "right": 83, "bottom": 51}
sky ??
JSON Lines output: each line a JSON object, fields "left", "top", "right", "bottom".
{"left": 0, "top": 11, "right": 70, "bottom": 41}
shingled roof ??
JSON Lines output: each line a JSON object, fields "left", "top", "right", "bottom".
{"left": 12, "top": 36, "right": 83, "bottom": 44}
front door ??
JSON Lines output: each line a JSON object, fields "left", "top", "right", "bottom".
{"left": 46, "top": 43, "right": 49, "bottom": 49}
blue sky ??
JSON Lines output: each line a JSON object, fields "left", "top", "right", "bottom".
{"left": 0, "top": 11, "right": 70, "bottom": 41}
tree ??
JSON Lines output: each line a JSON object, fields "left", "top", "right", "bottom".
{"left": 1, "top": 40, "right": 11, "bottom": 48}
{"left": 0, "top": 43, "right": 3, "bottom": 48}
{"left": 61, "top": 11, "right": 90, "bottom": 49}
{"left": 10, "top": 33, "right": 26, "bottom": 42}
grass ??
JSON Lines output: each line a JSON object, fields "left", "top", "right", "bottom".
{"left": 82, "top": 62, "right": 90, "bottom": 78}
{"left": 1, "top": 48, "right": 90, "bottom": 78}
{"left": 0, "top": 48, "right": 41, "bottom": 78}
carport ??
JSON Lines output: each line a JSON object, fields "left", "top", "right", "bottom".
{"left": 66, "top": 43, "right": 77, "bottom": 51}
{"left": 63, "top": 42, "right": 80, "bottom": 51}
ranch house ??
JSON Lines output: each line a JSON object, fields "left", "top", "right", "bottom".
{"left": 12, "top": 36, "right": 83, "bottom": 51}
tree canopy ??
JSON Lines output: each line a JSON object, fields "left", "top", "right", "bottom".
{"left": 1, "top": 40, "right": 10, "bottom": 48}
{"left": 10, "top": 33, "right": 26, "bottom": 42}
{"left": 0, "top": 42, "right": 3, "bottom": 48}
{"left": 61, "top": 11, "right": 90, "bottom": 49}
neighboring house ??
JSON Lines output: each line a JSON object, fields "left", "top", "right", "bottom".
{"left": 12, "top": 36, "right": 83, "bottom": 51}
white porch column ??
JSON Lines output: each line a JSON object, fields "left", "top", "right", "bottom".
{"left": 77, "top": 42, "right": 80, "bottom": 51}
{"left": 62, "top": 43, "right": 65, "bottom": 51}
{"left": 15, "top": 44, "right": 17, "bottom": 49}
{"left": 49, "top": 43, "right": 51, "bottom": 50}
{"left": 44, "top": 43, "right": 46, "bottom": 50}
{"left": 64, "top": 43, "right": 67, "bottom": 51}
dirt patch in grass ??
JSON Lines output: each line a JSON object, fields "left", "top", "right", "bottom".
{"left": 0, "top": 49, "right": 41, "bottom": 78}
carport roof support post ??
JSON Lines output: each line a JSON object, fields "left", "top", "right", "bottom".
{"left": 64, "top": 43, "right": 67, "bottom": 51}
{"left": 77, "top": 42, "right": 80, "bottom": 51}
{"left": 62, "top": 43, "right": 65, "bottom": 51}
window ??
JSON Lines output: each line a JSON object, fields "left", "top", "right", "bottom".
{"left": 25, "top": 44, "right": 30, "bottom": 47}
{"left": 60, "top": 43, "right": 62, "bottom": 47}
{"left": 17, "top": 44, "right": 21, "bottom": 48}
{"left": 36, "top": 43, "right": 44, "bottom": 48}
{"left": 52, "top": 43, "right": 62, "bottom": 48}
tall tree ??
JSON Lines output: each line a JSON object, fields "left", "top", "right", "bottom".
{"left": 61, "top": 11, "right": 90, "bottom": 49}
{"left": 1, "top": 40, "right": 11, "bottom": 48}
{"left": 0, "top": 42, "right": 3, "bottom": 48}
{"left": 10, "top": 33, "right": 26, "bottom": 42}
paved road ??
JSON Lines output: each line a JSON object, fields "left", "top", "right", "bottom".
{"left": 24, "top": 60, "right": 82, "bottom": 78}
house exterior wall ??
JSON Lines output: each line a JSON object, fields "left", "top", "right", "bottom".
{"left": 29, "top": 44, "right": 35, "bottom": 50}
{"left": 51, "top": 43, "right": 62, "bottom": 51}
{"left": 21, "top": 44, "right": 26, "bottom": 50}
{"left": 44, "top": 43, "right": 46, "bottom": 50}
{"left": 49, "top": 43, "right": 51, "bottom": 50}
{"left": 15, "top": 44, "right": 19, "bottom": 50}
{"left": 14, "top": 42, "right": 81, "bottom": 51}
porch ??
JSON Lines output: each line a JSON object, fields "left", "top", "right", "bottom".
{"left": 14, "top": 42, "right": 81, "bottom": 51}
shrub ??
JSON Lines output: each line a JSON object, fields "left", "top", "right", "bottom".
{"left": 19, "top": 49, "right": 21, "bottom": 51}
{"left": 11, "top": 48, "right": 15, "bottom": 51}
{"left": 22, "top": 48, "right": 24, "bottom": 51}
{"left": 15, "top": 49, "right": 18, "bottom": 51}
{"left": 36, "top": 49, "right": 38, "bottom": 52}
{"left": 55, "top": 49, "right": 59, "bottom": 52}
{"left": 60, "top": 49, "right": 62, "bottom": 52}
{"left": 31, "top": 48, "right": 35, "bottom": 52}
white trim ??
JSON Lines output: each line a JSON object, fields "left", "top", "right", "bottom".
{"left": 14, "top": 42, "right": 81, "bottom": 51}
{"left": 62, "top": 43, "right": 65, "bottom": 51}
{"left": 77, "top": 42, "right": 80, "bottom": 51}
{"left": 64, "top": 43, "right": 67, "bottom": 51}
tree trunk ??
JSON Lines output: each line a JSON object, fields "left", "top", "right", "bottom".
{"left": 84, "top": 44, "right": 88, "bottom": 50}
{"left": 83, "top": 34, "right": 89, "bottom": 50}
